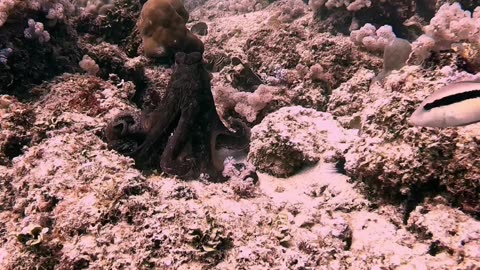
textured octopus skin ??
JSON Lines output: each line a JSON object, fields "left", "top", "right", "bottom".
{"left": 106, "top": 52, "right": 249, "bottom": 181}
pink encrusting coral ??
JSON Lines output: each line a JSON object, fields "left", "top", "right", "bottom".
{"left": 0, "top": 0, "right": 480, "bottom": 269}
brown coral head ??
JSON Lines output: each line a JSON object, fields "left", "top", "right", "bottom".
{"left": 138, "top": 0, "right": 204, "bottom": 59}
{"left": 142, "top": 36, "right": 168, "bottom": 58}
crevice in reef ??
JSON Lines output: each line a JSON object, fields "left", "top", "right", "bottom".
{"left": 3, "top": 136, "right": 31, "bottom": 162}
{"left": 402, "top": 179, "right": 446, "bottom": 225}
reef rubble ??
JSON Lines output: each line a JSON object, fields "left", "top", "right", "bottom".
{"left": 0, "top": 0, "right": 479, "bottom": 269}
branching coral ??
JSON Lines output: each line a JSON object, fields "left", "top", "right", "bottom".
{"left": 78, "top": 0, "right": 114, "bottom": 16}
{"left": 217, "top": 0, "right": 269, "bottom": 14}
{"left": 424, "top": 3, "right": 480, "bottom": 48}
{"left": 350, "top": 23, "right": 396, "bottom": 52}
{"left": 309, "top": 0, "right": 371, "bottom": 12}
{"left": 0, "top": 0, "right": 82, "bottom": 99}
{"left": 0, "top": 0, "right": 76, "bottom": 27}
{"left": 78, "top": 55, "right": 100, "bottom": 76}
{"left": 214, "top": 85, "right": 277, "bottom": 123}
{"left": 24, "top": 19, "right": 51, "bottom": 43}
{"left": 411, "top": 3, "right": 480, "bottom": 61}
{"left": 274, "top": 0, "right": 306, "bottom": 23}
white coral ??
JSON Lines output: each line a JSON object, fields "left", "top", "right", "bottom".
{"left": 411, "top": 3, "right": 480, "bottom": 61}
{"left": 345, "top": 0, "right": 371, "bottom": 11}
{"left": 79, "top": 55, "right": 100, "bottom": 76}
{"left": 214, "top": 85, "right": 277, "bottom": 123}
{"left": 221, "top": 0, "right": 267, "bottom": 13}
{"left": 320, "top": 0, "right": 371, "bottom": 11}
{"left": 248, "top": 106, "right": 355, "bottom": 177}
{"left": 350, "top": 23, "right": 396, "bottom": 52}
{"left": 410, "top": 34, "right": 435, "bottom": 62}
{"left": 424, "top": 3, "right": 480, "bottom": 48}
{"left": 24, "top": 18, "right": 51, "bottom": 43}
{"left": 0, "top": 0, "right": 75, "bottom": 27}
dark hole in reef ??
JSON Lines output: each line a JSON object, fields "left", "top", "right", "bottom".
{"left": 216, "top": 133, "right": 241, "bottom": 149}
{"left": 415, "top": 0, "right": 436, "bottom": 21}
{"left": 126, "top": 212, "right": 134, "bottom": 224}
{"left": 335, "top": 156, "right": 347, "bottom": 175}
{"left": 423, "top": 89, "right": 480, "bottom": 110}
{"left": 344, "top": 232, "right": 352, "bottom": 251}
{"left": 131, "top": 79, "right": 150, "bottom": 109}
{"left": 456, "top": 55, "right": 479, "bottom": 74}
{"left": 69, "top": 227, "right": 87, "bottom": 237}
{"left": 0, "top": 223, "right": 7, "bottom": 244}
{"left": 3, "top": 136, "right": 31, "bottom": 161}
{"left": 100, "top": 208, "right": 122, "bottom": 226}
{"left": 123, "top": 184, "right": 145, "bottom": 196}
{"left": 428, "top": 240, "right": 441, "bottom": 256}
{"left": 402, "top": 179, "right": 446, "bottom": 225}
{"left": 73, "top": 258, "right": 90, "bottom": 270}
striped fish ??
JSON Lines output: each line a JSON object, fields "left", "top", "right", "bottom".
{"left": 408, "top": 81, "right": 480, "bottom": 127}
{"left": 210, "top": 53, "right": 231, "bottom": 72}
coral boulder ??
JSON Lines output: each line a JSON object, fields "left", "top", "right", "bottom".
{"left": 248, "top": 106, "right": 356, "bottom": 177}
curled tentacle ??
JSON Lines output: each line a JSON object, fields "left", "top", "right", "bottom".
{"left": 210, "top": 117, "right": 251, "bottom": 171}
{"left": 105, "top": 111, "right": 146, "bottom": 156}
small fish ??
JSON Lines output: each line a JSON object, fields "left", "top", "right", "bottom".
{"left": 408, "top": 81, "right": 480, "bottom": 127}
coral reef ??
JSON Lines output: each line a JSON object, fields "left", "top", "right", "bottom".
{"left": 0, "top": 0, "right": 479, "bottom": 269}
{"left": 248, "top": 106, "right": 355, "bottom": 177}
{"left": 75, "top": 0, "right": 144, "bottom": 57}
{"left": 343, "top": 65, "right": 480, "bottom": 217}
{"left": 310, "top": 0, "right": 417, "bottom": 38}
{"left": 327, "top": 67, "right": 375, "bottom": 128}
{"left": 410, "top": 2, "right": 480, "bottom": 62}
{"left": 0, "top": 96, "right": 36, "bottom": 166}
{"left": 408, "top": 202, "right": 480, "bottom": 266}
{"left": 213, "top": 85, "right": 275, "bottom": 123}
{"left": 349, "top": 23, "right": 396, "bottom": 52}
{"left": 79, "top": 42, "right": 146, "bottom": 86}
{"left": 79, "top": 54, "right": 100, "bottom": 75}
{"left": 0, "top": 1, "right": 81, "bottom": 99}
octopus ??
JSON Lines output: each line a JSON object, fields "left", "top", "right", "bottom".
{"left": 105, "top": 52, "right": 250, "bottom": 181}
